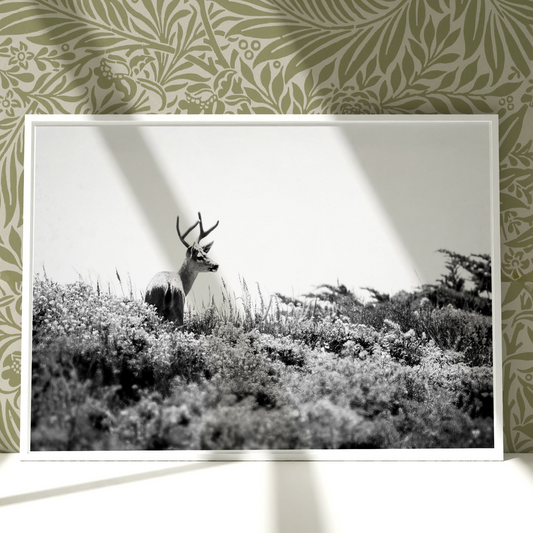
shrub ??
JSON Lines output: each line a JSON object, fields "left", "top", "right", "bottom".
{"left": 254, "top": 332, "right": 308, "bottom": 367}
{"left": 393, "top": 395, "right": 493, "bottom": 448}
{"left": 303, "top": 398, "right": 400, "bottom": 449}
{"left": 113, "top": 391, "right": 203, "bottom": 450}
{"left": 200, "top": 404, "right": 309, "bottom": 450}
{"left": 31, "top": 272, "right": 494, "bottom": 451}
{"left": 205, "top": 332, "right": 284, "bottom": 410}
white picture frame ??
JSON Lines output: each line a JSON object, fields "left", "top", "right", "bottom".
{"left": 21, "top": 114, "right": 503, "bottom": 461}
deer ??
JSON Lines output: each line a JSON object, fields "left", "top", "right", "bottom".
{"left": 145, "top": 212, "right": 219, "bottom": 325}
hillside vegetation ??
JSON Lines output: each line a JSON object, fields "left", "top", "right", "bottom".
{"left": 31, "top": 251, "right": 494, "bottom": 451}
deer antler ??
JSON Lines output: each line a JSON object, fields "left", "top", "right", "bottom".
{"left": 176, "top": 216, "right": 199, "bottom": 248}
{"left": 197, "top": 212, "right": 219, "bottom": 243}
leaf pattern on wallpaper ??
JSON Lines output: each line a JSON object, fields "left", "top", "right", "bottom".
{"left": 0, "top": 0, "right": 532, "bottom": 452}
{"left": 459, "top": 0, "right": 533, "bottom": 83}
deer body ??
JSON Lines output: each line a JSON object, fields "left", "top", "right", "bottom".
{"left": 145, "top": 214, "right": 219, "bottom": 325}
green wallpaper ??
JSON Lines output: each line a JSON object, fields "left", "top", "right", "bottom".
{"left": 0, "top": 0, "right": 532, "bottom": 453}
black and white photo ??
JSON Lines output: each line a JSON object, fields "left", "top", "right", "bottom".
{"left": 21, "top": 115, "right": 503, "bottom": 460}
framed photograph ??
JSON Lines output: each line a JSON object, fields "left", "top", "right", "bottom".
{"left": 21, "top": 115, "right": 503, "bottom": 460}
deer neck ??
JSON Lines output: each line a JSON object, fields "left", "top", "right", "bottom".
{"left": 178, "top": 259, "right": 199, "bottom": 295}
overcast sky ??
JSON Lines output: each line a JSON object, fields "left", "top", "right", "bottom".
{"left": 32, "top": 119, "right": 492, "bottom": 309}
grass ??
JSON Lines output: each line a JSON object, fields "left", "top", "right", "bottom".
{"left": 30, "top": 268, "right": 494, "bottom": 451}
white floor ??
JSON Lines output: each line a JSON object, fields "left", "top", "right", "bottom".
{"left": 1, "top": 453, "right": 531, "bottom": 532}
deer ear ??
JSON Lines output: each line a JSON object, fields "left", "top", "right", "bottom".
{"left": 186, "top": 246, "right": 195, "bottom": 258}
{"left": 202, "top": 241, "right": 214, "bottom": 253}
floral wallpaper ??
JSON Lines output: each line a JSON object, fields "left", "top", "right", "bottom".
{"left": 0, "top": 0, "right": 533, "bottom": 452}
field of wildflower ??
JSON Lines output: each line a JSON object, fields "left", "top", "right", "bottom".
{"left": 30, "top": 251, "right": 494, "bottom": 451}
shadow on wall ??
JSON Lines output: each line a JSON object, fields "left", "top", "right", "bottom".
{"left": 98, "top": 122, "right": 225, "bottom": 307}
{"left": 98, "top": 125, "right": 198, "bottom": 270}
{"left": 336, "top": 120, "right": 493, "bottom": 286}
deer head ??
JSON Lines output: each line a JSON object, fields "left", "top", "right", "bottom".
{"left": 177, "top": 212, "right": 219, "bottom": 273}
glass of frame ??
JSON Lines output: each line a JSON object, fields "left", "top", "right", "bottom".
{"left": 21, "top": 115, "right": 503, "bottom": 460}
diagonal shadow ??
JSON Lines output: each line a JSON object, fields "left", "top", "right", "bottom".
{"left": 98, "top": 124, "right": 200, "bottom": 270}
{"left": 0, "top": 460, "right": 228, "bottom": 507}
{"left": 336, "top": 120, "right": 494, "bottom": 286}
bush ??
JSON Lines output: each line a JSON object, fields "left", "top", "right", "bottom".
{"left": 303, "top": 399, "right": 399, "bottom": 449}
{"left": 30, "top": 272, "right": 494, "bottom": 451}
{"left": 200, "top": 404, "right": 308, "bottom": 450}
{"left": 417, "top": 304, "right": 492, "bottom": 366}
